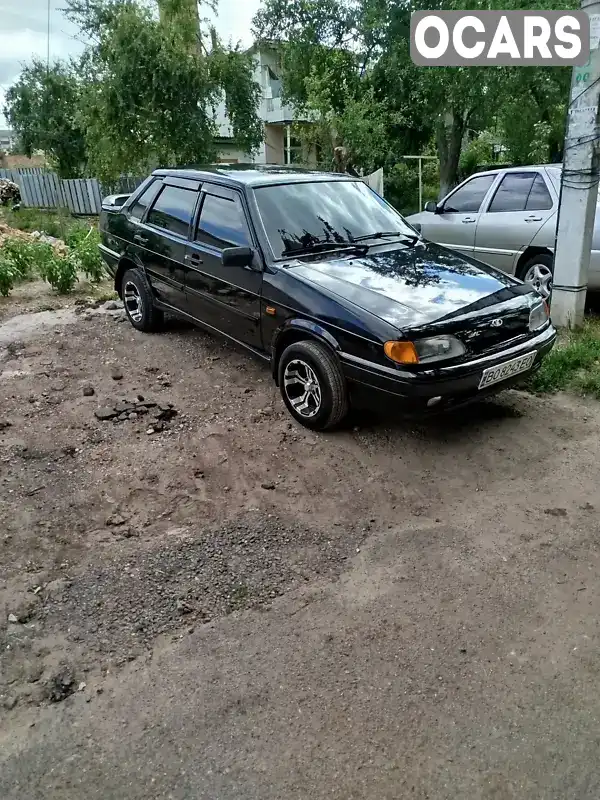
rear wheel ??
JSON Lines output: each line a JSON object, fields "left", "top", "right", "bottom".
{"left": 278, "top": 339, "right": 349, "bottom": 431}
{"left": 121, "top": 267, "right": 164, "bottom": 332}
{"left": 518, "top": 253, "right": 553, "bottom": 301}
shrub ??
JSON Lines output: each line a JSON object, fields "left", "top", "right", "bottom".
{"left": 0, "top": 256, "right": 19, "bottom": 296}
{"left": 2, "top": 238, "right": 44, "bottom": 280}
{"left": 68, "top": 227, "right": 105, "bottom": 282}
{"left": 39, "top": 252, "right": 78, "bottom": 294}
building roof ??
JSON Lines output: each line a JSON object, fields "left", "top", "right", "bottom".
{"left": 152, "top": 164, "right": 355, "bottom": 187}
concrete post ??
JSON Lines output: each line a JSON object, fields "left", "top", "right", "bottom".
{"left": 552, "top": 0, "right": 600, "bottom": 327}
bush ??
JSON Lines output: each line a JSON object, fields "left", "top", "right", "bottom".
{"left": 39, "top": 252, "right": 78, "bottom": 294}
{"left": 1, "top": 238, "right": 48, "bottom": 280}
{"left": 0, "top": 256, "right": 19, "bottom": 296}
{"left": 384, "top": 161, "right": 439, "bottom": 215}
{"left": 68, "top": 227, "right": 105, "bottom": 282}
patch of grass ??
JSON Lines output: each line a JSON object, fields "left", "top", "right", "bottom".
{"left": 228, "top": 584, "right": 250, "bottom": 610}
{"left": 91, "top": 288, "right": 118, "bottom": 303}
{"left": 0, "top": 207, "right": 89, "bottom": 241}
{"left": 530, "top": 320, "right": 600, "bottom": 398}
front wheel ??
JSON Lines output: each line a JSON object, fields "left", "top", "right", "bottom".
{"left": 519, "top": 254, "right": 553, "bottom": 301}
{"left": 278, "top": 340, "right": 349, "bottom": 431}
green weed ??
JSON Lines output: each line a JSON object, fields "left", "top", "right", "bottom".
{"left": 40, "top": 253, "right": 78, "bottom": 294}
{"left": 68, "top": 227, "right": 105, "bottom": 282}
{"left": 529, "top": 321, "right": 600, "bottom": 397}
{"left": 0, "top": 256, "right": 19, "bottom": 296}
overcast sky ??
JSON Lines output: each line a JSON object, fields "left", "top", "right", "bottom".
{"left": 0, "top": 0, "right": 261, "bottom": 127}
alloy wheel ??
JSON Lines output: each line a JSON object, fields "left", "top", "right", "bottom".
{"left": 283, "top": 359, "right": 322, "bottom": 419}
{"left": 523, "top": 263, "right": 552, "bottom": 300}
{"left": 124, "top": 281, "right": 143, "bottom": 323}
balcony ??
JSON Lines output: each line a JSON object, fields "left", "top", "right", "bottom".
{"left": 262, "top": 97, "right": 310, "bottom": 124}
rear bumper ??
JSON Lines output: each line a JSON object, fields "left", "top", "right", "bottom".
{"left": 340, "top": 325, "right": 556, "bottom": 411}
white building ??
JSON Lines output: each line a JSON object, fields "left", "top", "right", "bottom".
{"left": 214, "top": 44, "right": 316, "bottom": 166}
{"left": 0, "top": 129, "right": 16, "bottom": 152}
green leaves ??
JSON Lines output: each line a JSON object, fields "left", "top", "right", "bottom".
{"left": 5, "top": 1, "right": 262, "bottom": 182}
{"left": 4, "top": 60, "right": 88, "bottom": 178}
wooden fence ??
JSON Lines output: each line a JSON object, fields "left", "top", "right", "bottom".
{"left": 0, "top": 169, "right": 144, "bottom": 215}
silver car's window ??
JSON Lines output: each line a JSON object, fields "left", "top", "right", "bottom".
{"left": 525, "top": 174, "right": 553, "bottom": 211}
{"left": 488, "top": 172, "right": 535, "bottom": 212}
{"left": 442, "top": 175, "right": 495, "bottom": 213}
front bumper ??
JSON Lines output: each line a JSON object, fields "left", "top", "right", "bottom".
{"left": 340, "top": 325, "right": 556, "bottom": 411}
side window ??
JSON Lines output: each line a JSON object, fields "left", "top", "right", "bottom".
{"left": 195, "top": 193, "right": 250, "bottom": 250}
{"left": 129, "top": 180, "right": 162, "bottom": 221}
{"left": 488, "top": 173, "right": 535, "bottom": 213}
{"left": 526, "top": 174, "right": 553, "bottom": 211}
{"left": 443, "top": 175, "right": 496, "bottom": 213}
{"left": 146, "top": 185, "right": 198, "bottom": 237}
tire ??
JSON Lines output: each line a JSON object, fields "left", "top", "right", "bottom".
{"left": 518, "top": 253, "right": 553, "bottom": 301}
{"left": 278, "top": 339, "right": 349, "bottom": 431}
{"left": 120, "top": 267, "right": 164, "bottom": 332}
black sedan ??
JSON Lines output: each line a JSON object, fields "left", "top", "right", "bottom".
{"left": 98, "top": 165, "right": 556, "bottom": 431}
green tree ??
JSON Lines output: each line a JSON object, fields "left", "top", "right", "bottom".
{"left": 4, "top": 59, "right": 87, "bottom": 177}
{"left": 255, "top": 0, "right": 576, "bottom": 197}
{"left": 67, "top": 0, "right": 262, "bottom": 181}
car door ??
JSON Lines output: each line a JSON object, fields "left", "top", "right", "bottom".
{"left": 133, "top": 178, "right": 200, "bottom": 311}
{"left": 420, "top": 173, "right": 498, "bottom": 257}
{"left": 474, "top": 171, "right": 557, "bottom": 274}
{"left": 184, "top": 184, "right": 263, "bottom": 349}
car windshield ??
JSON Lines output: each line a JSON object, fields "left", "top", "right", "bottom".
{"left": 253, "top": 180, "right": 417, "bottom": 258}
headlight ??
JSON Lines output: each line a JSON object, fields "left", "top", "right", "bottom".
{"left": 384, "top": 335, "right": 465, "bottom": 365}
{"left": 529, "top": 301, "right": 549, "bottom": 332}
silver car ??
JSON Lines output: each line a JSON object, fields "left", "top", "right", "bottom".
{"left": 406, "top": 164, "right": 600, "bottom": 299}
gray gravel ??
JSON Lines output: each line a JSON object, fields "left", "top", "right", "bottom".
{"left": 41, "top": 514, "right": 363, "bottom": 660}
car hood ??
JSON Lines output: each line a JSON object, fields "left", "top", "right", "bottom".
{"left": 285, "top": 241, "right": 522, "bottom": 331}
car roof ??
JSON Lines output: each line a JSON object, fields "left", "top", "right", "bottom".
{"left": 152, "top": 164, "right": 357, "bottom": 188}
{"left": 474, "top": 163, "right": 562, "bottom": 177}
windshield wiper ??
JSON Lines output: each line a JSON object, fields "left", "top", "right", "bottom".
{"left": 352, "top": 231, "right": 421, "bottom": 245}
{"left": 284, "top": 240, "right": 368, "bottom": 257}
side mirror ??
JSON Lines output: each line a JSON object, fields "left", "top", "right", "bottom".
{"left": 221, "top": 246, "right": 254, "bottom": 268}
{"left": 424, "top": 200, "right": 439, "bottom": 213}
{"left": 411, "top": 222, "right": 422, "bottom": 234}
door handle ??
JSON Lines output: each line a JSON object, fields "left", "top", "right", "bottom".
{"left": 133, "top": 234, "right": 148, "bottom": 245}
{"left": 525, "top": 216, "right": 542, "bottom": 222}
{"left": 185, "top": 253, "right": 203, "bottom": 265}
{"left": 461, "top": 218, "right": 476, "bottom": 224}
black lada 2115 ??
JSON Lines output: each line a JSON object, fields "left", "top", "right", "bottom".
{"left": 98, "top": 165, "right": 555, "bottom": 431}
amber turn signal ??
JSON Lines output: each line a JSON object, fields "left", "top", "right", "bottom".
{"left": 384, "top": 341, "right": 419, "bottom": 364}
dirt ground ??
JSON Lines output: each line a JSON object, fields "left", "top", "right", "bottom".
{"left": 2, "top": 279, "right": 600, "bottom": 799}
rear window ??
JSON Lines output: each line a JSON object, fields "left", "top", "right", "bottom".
{"left": 488, "top": 173, "right": 535, "bottom": 213}
{"left": 146, "top": 185, "right": 198, "bottom": 237}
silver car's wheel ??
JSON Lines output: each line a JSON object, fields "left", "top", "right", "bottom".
{"left": 124, "top": 280, "right": 143, "bottom": 323}
{"left": 283, "top": 359, "right": 322, "bottom": 419}
{"left": 523, "top": 262, "right": 552, "bottom": 299}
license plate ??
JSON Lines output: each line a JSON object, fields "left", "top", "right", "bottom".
{"left": 478, "top": 351, "right": 537, "bottom": 390}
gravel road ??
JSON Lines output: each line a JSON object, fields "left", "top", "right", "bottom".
{"left": 1, "top": 285, "right": 600, "bottom": 799}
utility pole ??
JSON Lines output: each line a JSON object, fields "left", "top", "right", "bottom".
{"left": 552, "top": 0, "right": 600, "bottom": 328}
